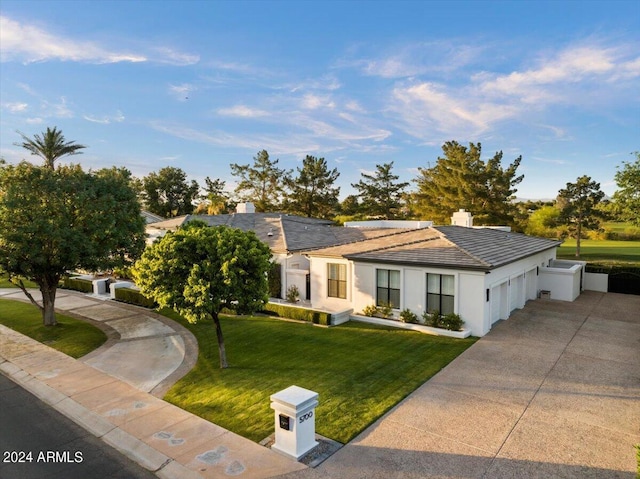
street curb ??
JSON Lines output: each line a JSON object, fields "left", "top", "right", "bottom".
{"left": 0, "top": 357, "right": 203, "bottom": 479}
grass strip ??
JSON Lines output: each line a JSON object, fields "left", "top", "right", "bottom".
{"left": 557, "top": 239, "right": 640, "bottom": 266}
{"left": 0, "top": 298, "right": 107, "bottom": 358}
{"left": 163, "top": 310, "right": 476, "bottom": 444}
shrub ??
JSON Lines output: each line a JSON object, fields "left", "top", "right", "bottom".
{"left": 262, "top": 302, "right": 331, "bottom": 326}
{"left": 362, "top": 304, "right": 378, "bottom": 317}
{"left": 286, "top": 285, "right": 300, "bottom": 303}
{"left": 61, "top": 276, "right": 93, "bottom": 293}
{"left": 422, "top": 310, "right": 441, "bottom": 328}
{"left": 399, "top": 308, "right": 418, "bottom": 323}
{"left": 112, "top": 266, "right": 133, "bottom": 280}
{"left": 378, "top": 302, "right": 393, "bottom": 319}
{"left": 114, "top": 287, "right": 157, "bottom": 308}
{"left": 441, "top": 313, "right": 464, "bottom": 331}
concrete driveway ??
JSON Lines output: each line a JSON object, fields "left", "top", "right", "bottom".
{"left": 276, "top": 291, "right": 640, "bottom": 479}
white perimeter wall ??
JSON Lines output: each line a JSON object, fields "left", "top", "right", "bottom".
{"left": 584, "top": 272, "right": 608, "bottom": 292}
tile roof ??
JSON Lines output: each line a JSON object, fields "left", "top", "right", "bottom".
{"left": 308, "top": 226, "right": 561, "bottom": 271}
{"left": 148, "top": 214, "right": 561, "bottom": 270}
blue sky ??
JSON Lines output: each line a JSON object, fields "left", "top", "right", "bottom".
{"left": 1, "top": 1, "right": 638, "bottom": 202}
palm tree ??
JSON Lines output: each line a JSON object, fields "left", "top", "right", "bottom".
{"left": 16, "top": 127, "right": 87, "bottom": 169}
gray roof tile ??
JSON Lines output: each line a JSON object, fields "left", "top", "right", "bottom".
{"left": 148, "top": 215, "right": 561, "bottom": 270}
{"left": 309, "top": 226, "right": 560, "bottom": 271}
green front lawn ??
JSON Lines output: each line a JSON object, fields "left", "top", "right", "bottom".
{"left": 0, "top": 299, "right": 107, "bottom": 358}
{"left": 557, "top": 239, "right": 640, "bottom": 266}
{"left": 0, "top": 275, "right": 37, "bottom": 288}
{"left": 163, "top": 311, "right": 476, "bottom": 444}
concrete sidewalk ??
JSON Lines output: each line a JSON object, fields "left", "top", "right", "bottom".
{"left": 275, "top": 291, "right": 640, "bottom": 479}
{"left": 0, "top": 289, "right": 307, "bottom": 478}
{"left": 0, "top": 288, "right": 198, "bottom": 396}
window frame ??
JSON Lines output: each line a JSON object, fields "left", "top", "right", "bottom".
{"left": 327, "top": 263, "right": 347, "bottom": 299}
{"left": 426, "top": 273, "right": 455, "bottom": 315}
{"left": 376, "top": 268, "right": 401, "bottom": 308}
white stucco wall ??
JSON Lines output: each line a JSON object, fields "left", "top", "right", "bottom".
{"left": 584, "top": 272, "right": 608, "bottom": 292}
{"left": 308, "top": 256, "right": 353, "bottom": 311}
{"left": 539, "top": 263, "right": 583, "bottom": 301}
{"left": 307, "top": 246, "right": 562, "bottom": 338}
{"left": 273, "top": 253, "right": 310, "bottom": 300}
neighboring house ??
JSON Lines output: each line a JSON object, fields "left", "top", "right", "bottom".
{"left": 147, "top": 203, "right": 582, "bottom": 337}
{"left": 141, "top": 210, "right": 165, "bottom": 224}
{"left": 145, "top": 203, "right": 400, "bottom": 299}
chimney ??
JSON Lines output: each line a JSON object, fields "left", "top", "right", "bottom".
{"left": 451, "top": 209, "right": 473, "bottom": 227}
{"left": 236, "top": 202, "right": 256, "bottom": 214}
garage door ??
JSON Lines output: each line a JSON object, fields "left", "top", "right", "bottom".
{"left": 510, "top": 275, "right": 523, "bottom": 312}
{"left": 491, "top": 281, "right": 509, "bottom": 324}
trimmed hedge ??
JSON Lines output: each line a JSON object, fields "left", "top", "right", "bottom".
{"left": 262, "top": 302, "right": 332, "bottom": 326}
{"left": 585, "top": 264, "right": 640, "bottom": 275}
{"left": 114, "top": 287, "right": 157, "bottom": 308}
{"left": 61, "top": 277, "right": 93, "bottom": 293}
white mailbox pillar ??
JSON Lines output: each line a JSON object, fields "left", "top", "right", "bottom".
{"left": 270, "top": 385, "right": 319, "bottom": 460}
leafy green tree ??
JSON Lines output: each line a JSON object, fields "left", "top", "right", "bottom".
{"left": 612, "top": 152, "right": 640, "bottom": 226}
{"left": 0, "top": 163, "right": 145, "bottom": 325}
{"left": 132, "top": 222, "right": 272, "bottom": 368}
{"left": 284, "top": 155, "right": 340, "bottom": 218}
{"left": 230, "top": 150, "right": 288, "bottom": 212}
{"left": 557, "top": 175, "right": 605, "bottom": 257}
{"left": 524, "top": 205, "right": 560, "bottom": 238}
{"left": 413, "top": 141, "right": 523, "bottom": 225}
{"left": 339, "top": 195, "right": 361, "bottom": 216}
{"left": 15, "top": 127, "right": 86, "bottom": 169}
{"left": 351, "top": 162, "right": 409, "bottom": 219}
{"left": 195, "top": 177, "right": 231, "bottom": 215}
{"left": 142, "top": 166, "right": 199, "bottom": 218}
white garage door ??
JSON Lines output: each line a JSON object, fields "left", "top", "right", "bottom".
{"left": 510, "top": 275, "right": 523, "bottom": 312}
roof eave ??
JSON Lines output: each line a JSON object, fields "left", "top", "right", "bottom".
{"left": 342, "top": 255, "right": 491, "bottom": 272}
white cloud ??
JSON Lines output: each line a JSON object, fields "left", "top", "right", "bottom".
{"left": 532, "top": 157, "right": 567, "bottom": 165}
{"left": 148, "top": 121, "right": 319, "bottom": 156}
{"left": 387, "top": 40, "right": 640, "bottom": 141}
{"left": 217, "top": 105, "right": 270, "bottom": 118}
{"left": 83, "top": 110, "right": 125, "bottom": 124}
{"left": 301, "top": 93, "right": 335, "bottom": 110}
{"left": 40, "top": 97, "right": 74, "bottom": 118}
{"left": 345, "top": 100, "right": 365, "bottom": 113}
{"left": 342, "top": 41, "right": 486, "bottom": 79}
{"left": 0, "top": 16, "right": 146, "bottom": 64}
{"left": 2, "top": 102, "right": 28, "bottom": 112}
{"left": 477, "top": 44, "right": 633, "bottom": 103}
{"left": 26, "top": 117, "right": 43, "bottom": 124}
{"left": 169, "top": 83, "right": 195, "bottom": 100}
{"left": 152, "top": 47, "right": 199, "bottom": 66}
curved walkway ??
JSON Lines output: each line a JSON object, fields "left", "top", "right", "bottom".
{"left": 0, "top": 288, "right": 197, "bottom": 396}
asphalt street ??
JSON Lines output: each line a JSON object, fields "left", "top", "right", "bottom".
{"left": 0, "top": 373, "right": 157, "bottom": 479}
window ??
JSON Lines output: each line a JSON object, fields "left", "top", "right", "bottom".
{"left": 376, "top": 269, "right": 400, "bottom": 308}
{"left": 426, "top": 273, "right": 455, "bottom": 315}
{"left": 328, "top": 263, "right": 347, "bottom": 299}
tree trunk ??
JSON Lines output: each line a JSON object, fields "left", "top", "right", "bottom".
{"left": 576, "top": 215, "right": 582, "bottom": 257}
{"left": 212, "top": 312, "right": 228, "bottom": 369}
{"left": 40, "top": 282, "right": 57, "bottom": 326}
